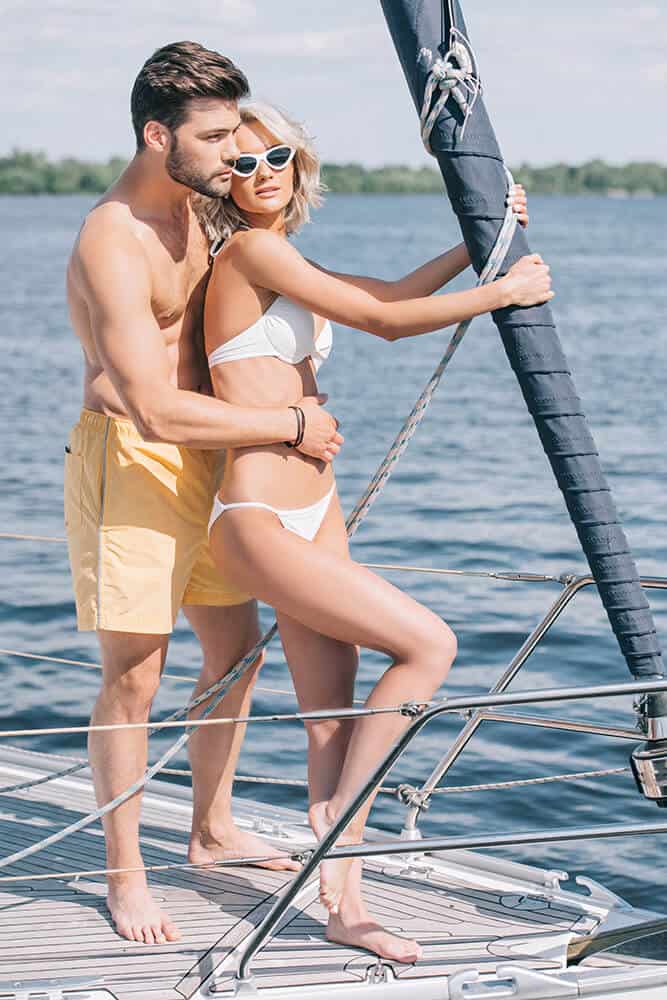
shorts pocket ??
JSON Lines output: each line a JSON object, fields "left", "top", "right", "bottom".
{"left": 63, "top": 426, "right": 84, "bottom": 529}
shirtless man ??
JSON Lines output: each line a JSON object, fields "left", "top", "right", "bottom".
{"left": 65, "top": 41, "right": 342, "bottom": 946}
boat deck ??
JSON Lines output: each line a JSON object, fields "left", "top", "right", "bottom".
{"left": 0, "top": 746, "right": 655, "bottom": 998}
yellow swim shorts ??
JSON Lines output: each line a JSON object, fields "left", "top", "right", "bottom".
{"left": 64, "top": 409, "right": 249, "bottom": 634}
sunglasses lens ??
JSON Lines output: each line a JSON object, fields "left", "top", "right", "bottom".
{"left": 235, "top": 155, "right": 258, "bottom": 175}
{"left": 266, "top": 146, "right": 292, "bottom": 169}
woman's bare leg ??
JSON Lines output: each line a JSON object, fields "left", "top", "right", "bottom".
{"left": 210, "top": 496, "right": 456, "bottom": 957}
{"left": 276, "top": 493, "right": 358, "bottom": 812}
{"left": 285, "top": 496, "right": 424, "bottom": 961}
{"left": 279, "top": 610, "right": 421, "bottom": 961}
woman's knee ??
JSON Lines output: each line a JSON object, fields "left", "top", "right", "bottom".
{"left": 411, "top": 615, "right": 457, "bottom": 687}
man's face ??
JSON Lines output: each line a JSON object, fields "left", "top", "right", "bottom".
{"left": 164, "top": 98, "right": 241, "bottom": 197}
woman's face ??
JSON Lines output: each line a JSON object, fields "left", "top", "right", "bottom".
{"left": 230, "top": 121, "right": 295, "bottom": 219}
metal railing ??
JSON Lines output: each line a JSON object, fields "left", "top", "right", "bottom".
{"left": 2, "top": 532, "right": 665, "bottom": 987}
{"left": 228, "top": 673, "right": 667, "bottom": 985}
{"left": 208, "top": 571, "right": 667, "bottom": 988}
{"left": 401, "top": 574, "right": 667, "bottom": 834}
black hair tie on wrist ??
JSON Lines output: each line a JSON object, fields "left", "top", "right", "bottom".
{"left": 284, "top": 405, "right": 305, "bottom": 449}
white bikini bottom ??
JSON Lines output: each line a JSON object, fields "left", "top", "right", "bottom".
{"left": 209, "top": 485, "right": 335, "bottom": 542}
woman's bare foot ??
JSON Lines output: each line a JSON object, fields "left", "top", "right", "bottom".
{"left": 309, "top": 800, "right": 358, "bottom": 914}
{"left": 107, "top": 876, "right": 181, "bottom": 945}
{"left": 327, "top": 902, "right": 422, "bottom": 963}
{"left": 188, "top": 822, "right": 301, "bottom": 873}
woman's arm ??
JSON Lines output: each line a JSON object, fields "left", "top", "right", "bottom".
{"left": 311, "top": 185, "right": 529, "bottom": 303}
{"left": 229, "top": 228, "right": 551, "bottom": 342}
{"left": 316, "top": 243, "right": 470, "bottom": 303}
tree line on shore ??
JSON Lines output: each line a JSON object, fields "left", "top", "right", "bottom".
{"left": 1, "top": 149, "right": 666, "bottom": 196}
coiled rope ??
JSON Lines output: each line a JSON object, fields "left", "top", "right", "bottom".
{"left": 0, "top": 182, "right": 517, "bottom": 872}
{"left": 418, "top": 3, "right": 482, "bottom": 150}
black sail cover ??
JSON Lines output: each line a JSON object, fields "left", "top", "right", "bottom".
{"left": 380, "top": 0, "right": 665, "bottom": 712}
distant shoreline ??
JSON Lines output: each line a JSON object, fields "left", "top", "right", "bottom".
{"left": 1, "top": 151, "right": 666, "bottom": 196}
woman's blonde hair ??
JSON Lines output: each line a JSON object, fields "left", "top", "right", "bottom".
{"left": 195, "top": 101, "right": 324, "bottom": 242}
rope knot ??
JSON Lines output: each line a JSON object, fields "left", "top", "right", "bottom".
{"left": 418, "top": 28, "right": 482, "bottom": 153}
{"left": 430, "top": 58, "right": 452, "bottom": 83}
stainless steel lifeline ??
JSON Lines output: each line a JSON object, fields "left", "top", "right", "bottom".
{"left": 402, "top": 574, "right": 667, "bottom": 834}
{"left": 228, "top": 670, "right": 667, "bottom": 987}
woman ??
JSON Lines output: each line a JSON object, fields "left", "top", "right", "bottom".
{"left": 197, "top": 103, "right": 550, "bottom": 963}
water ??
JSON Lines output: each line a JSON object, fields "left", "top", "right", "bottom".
{"left": 0, "top": 193, "right": 666, "bottom": 914}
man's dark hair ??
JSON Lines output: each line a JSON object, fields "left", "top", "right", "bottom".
{"left": 131, "top": 41, "right": 249, "bottom": 149}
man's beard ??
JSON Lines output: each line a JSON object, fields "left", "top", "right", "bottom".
{"left": 165, "top": 136, "right": 231, "bottom": 198}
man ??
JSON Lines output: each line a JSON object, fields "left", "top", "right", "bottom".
{"left": 65, "top": 41, "right": 342, "bottom": 946}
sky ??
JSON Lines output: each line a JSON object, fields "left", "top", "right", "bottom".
{"left": 1, "top": 0, "right": 666, "bottom": 167}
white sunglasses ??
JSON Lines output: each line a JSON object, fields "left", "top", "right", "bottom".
{"left": 231, "top": 144, "right": 296, "bottom": 178}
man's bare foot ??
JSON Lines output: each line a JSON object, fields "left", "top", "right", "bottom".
{"left": 107, "top": 877, "right": 181, "bottom": 945}
{"left": 188, "top": 822, "right": 301, "bottom": 873}
{"left": 327, "top": 905, "right": 422, "bottom": 964}
{"left": 309, "top": 800, "right": 357, "bottom": 914}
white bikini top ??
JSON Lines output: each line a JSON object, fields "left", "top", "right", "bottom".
{"left": 207, "top": 296, "right": 333, "bottom": 372}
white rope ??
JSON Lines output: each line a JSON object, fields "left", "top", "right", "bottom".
{"left": 345, "top": 172, "right": 516, "bottom": 534}
{"left": 0, "top": 703, "right": 416, "bottom": 741}
{"left": 0, "top": 647, "right": 195, "bottom": 685}
{"left": 0, "top": 176, "right": 517, "bottom": 871}
{"left": 0, "top": 853, "right": 304, "bottom": 885}
{"left": 364, "top": 564, "right": 560, "bottom": 583}
{"left": 0, "top": 532, "right": 66, "bottom": 542}
{"left": 0, "top": 766, "right": 634, "bottom": 886}
{"left": 430, "top": 766, "right": 631, "bottom": 795}
{"left": 160, "top": 765, "right": 631, "bottom": 796}
{"left": 418, "top": 26, "right": 481, "bottom": 151}
{"left": 0, "top": 647, "right": 297, "bottom": 696}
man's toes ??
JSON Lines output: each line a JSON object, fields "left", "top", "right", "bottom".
{"left": 163, "top": 919, "right": 181, "bottom": 942}
{"left": 268, "top": 858, "right": 300, "bottom": 872}
{"left": 153, "top": 924, "right": 167, "bottom": 944}
{"left": 130, "top": 925, "right": 143, "bottom": 943}
{"left": 114, "top": 919, "right": 133, "bottom": 941}
{"left": 142, "top": 926, "right": 156, "bottom": 946}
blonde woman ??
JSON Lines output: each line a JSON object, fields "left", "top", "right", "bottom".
{"left": 196, "top": 103, "right": 548, "bottom": 963}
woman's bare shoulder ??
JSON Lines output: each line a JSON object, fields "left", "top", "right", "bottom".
{"left": 227, "top": 228, "right": 294, "bottom": 262}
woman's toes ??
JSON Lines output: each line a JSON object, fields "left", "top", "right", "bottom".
{"left": 320, "top": 888, "right": 340, "bottom": 914}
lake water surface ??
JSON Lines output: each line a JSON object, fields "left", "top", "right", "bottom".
{"left": 0, "top": 192, "right": 666, "bottom": 914}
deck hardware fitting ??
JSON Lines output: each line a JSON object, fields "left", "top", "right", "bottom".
{"left": 364, "top": 961, "right": 396, "bottom": 984}
{"left": 396, "top": 784, "right": 431, "bottom": 810}
{"left": 399, "top": 701, "right": 427, "bottom": 719}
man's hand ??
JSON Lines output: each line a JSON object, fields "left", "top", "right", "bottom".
{"left": 296, "top": 394, "right": 344, "bottom": 463}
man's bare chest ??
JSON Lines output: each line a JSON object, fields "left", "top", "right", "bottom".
{"left": 136, "top": 212, "right": 211, "bottom": 334}
{"left": 149, "top": 250, "right": 210, "bottom": 335}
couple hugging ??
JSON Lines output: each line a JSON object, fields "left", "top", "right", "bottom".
{"left": 64, "top": 40, "right": 551, "bottom": 962}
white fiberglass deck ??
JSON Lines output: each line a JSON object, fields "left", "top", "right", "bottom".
{"left": 0, "top": 746, "right": 666, "bottom": 999}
